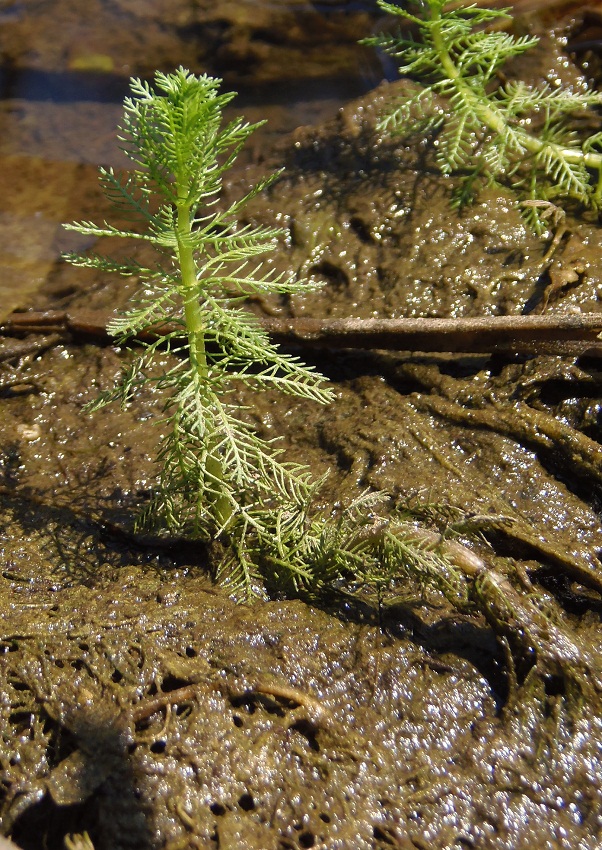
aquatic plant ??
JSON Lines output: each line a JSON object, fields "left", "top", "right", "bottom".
{"left": 63, "top": 67, "right": 467, "bottom": 600}
{"left": 63, "top": 68, "right": 335, "bottom": 595}
{"left": 363, "top": 0, "right": 602, "bottom": 231}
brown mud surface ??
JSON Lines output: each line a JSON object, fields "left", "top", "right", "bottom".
{"left": 2, "top": 2, "right": 602, "bottom": 849}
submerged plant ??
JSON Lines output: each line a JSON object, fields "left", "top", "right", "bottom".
{"left": 363, "top": 0, "right": 602, "bottom": 231}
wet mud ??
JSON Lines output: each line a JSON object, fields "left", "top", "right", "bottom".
{"left": 2, "top": 2, "right": 602, "bottom": 849}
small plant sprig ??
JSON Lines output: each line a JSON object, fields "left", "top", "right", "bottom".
{"left": 64, "top": 68, "right": 339, "bottom": 595}
{"left": 364, "top": 0, "right": 602, "bottom": 231}
{"left": 62, "top": 67, "right": 469, "bottom": 600}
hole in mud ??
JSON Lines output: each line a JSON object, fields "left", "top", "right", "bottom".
{"left": 540, "top": 570, "right": 602, "bottom": 615}
{"left": 9, "top": 709, "right": 34, "bottom": 730}
{"left": 229, "top": 694, "right": 257, "bottom": 715}
{"left": 299, "top": 832, "right": 315, "bottom": 848}
{"left": 230, "top": 692, "right": 286, "bottom": 716}
{"left": 319, "top": 812, "right": 331, "bottom": 823}
{"left": 11, "top": 795, "right": 90, "bottom": 850}
{"left": 544, "top": 676, "right": 567, "bottom": 699}
{"left": 185, "top": 646, "right": 197, "bottom": 657}
{"left": 349, "top": 215, "right": 373, "bottom": 243}
{"left": 309, "top": 260, "right": 349, "bottom": 290}
{"left": 232, "top": 714, "right": 244, "bottom": 727}
{"left": 9, "top": 680, "right": 30, "bottom": 691}
{"left": 373, "top": 825, "right": 397, "bottom": 845}
{"left": 161, "top": 674, "right": 191, "bottom": 692}
{"left": 111, "top": 669, "right": 123, "bottom": 683}
{"left": 150, "top": 739, "right": 166, "bottom": 754}
{"left": 290, "top": 718, "right": 320, "bottom": 752}
{"left": 238, "top": 792, "right": 255, "bottom": 811}
{"left": 210, "top": 802, "right": 226, "bottom": 816}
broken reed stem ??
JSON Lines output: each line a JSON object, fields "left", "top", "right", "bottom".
{"left": 3, "top": 309, "right": 602, "bottom": 356}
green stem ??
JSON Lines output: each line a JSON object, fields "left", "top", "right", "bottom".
{"left": 429, "top": 3, "right": 602, "bottom": 179}
{"left": 176, "top": 199, "right": 233, "bottom": 530}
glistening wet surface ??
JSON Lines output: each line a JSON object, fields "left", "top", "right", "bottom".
{"left": 2, "top": 2, "right": 602, "bottom": 849}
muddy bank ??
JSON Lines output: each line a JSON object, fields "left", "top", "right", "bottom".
{"left": 2, "top": 8, "right": 602, "bottom": 850}
{"left": 3, "top": 562, "right": 601, "bottom": 850}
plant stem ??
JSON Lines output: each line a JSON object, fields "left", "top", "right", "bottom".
{"left": 176, "top": 200, "right": 233, "bottom": 530}
{"left": 177, "top": 203, "right": 207, "bottom": 373}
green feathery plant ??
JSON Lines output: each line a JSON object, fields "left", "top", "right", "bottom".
{"left": 63, "top": 67, "right": 470, "bottom": 600}
{"left": 363, "top": 0, "right": 602, "bottom": 231}
{"left": 63, "top": 68, "right": 336, "bottom": 596}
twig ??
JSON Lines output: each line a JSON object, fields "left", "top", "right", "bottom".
{"left": 2, "top": 309, "right": 602, "bottom": 356}
{"left": 0, "top": 333, "right": 63, "bottom": 363}
{"left": 131, "top": 684, "right": 200, "bottom": 723}
{"left": 252, "top": 680, "right": 329, "bottom": 722}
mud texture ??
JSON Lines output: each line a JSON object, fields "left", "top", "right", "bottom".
{"left": 2, "top": 3, "right": 602, "bottom": 850}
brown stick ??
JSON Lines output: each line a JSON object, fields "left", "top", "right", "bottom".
{"left": 262, "top": 313, "right": 602, "bottom": 356}
{"left": 2, "top": 309, "right": 602, "bottom": 356}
